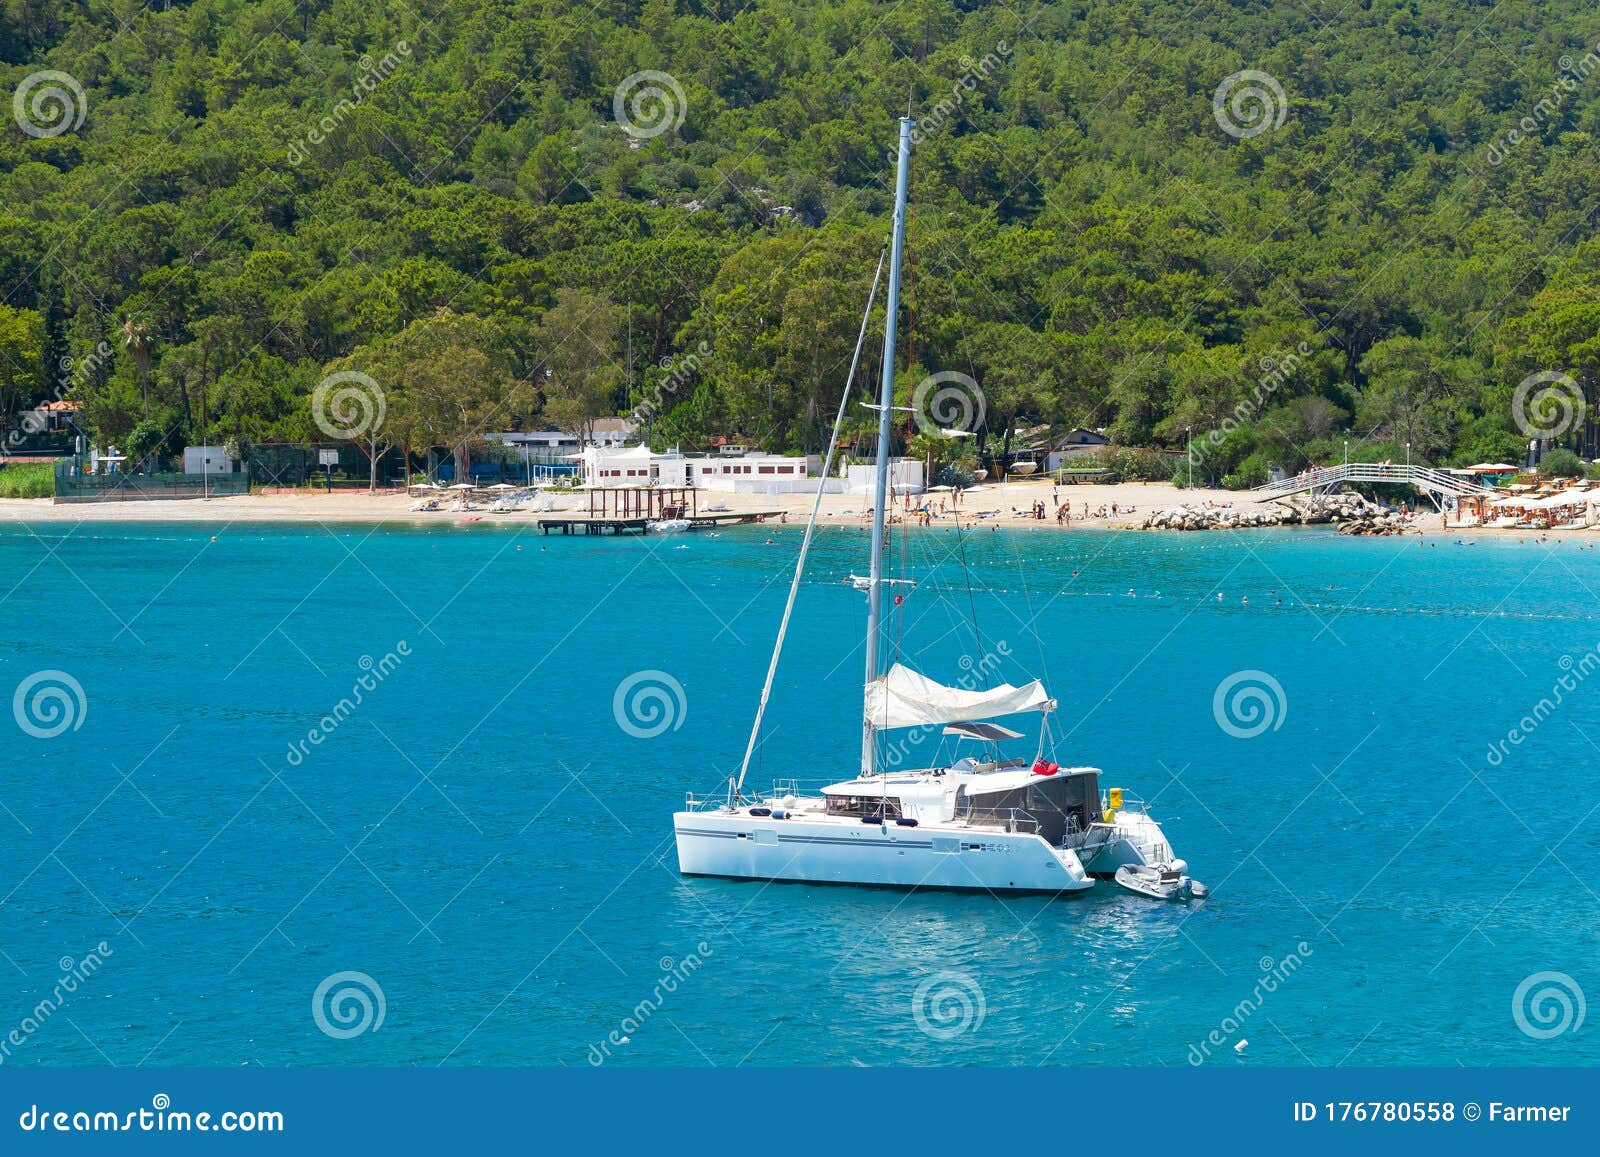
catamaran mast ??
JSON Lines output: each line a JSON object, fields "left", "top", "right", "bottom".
{"left": 862, "top": 116, "right": 914, "bottom": 777}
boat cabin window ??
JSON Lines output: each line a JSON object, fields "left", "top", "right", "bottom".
{"left": 825, "top": 795, "right": 903, "bottom": 818}
{"left": 955, "top": 772, "right": 1100, "bottom": 842}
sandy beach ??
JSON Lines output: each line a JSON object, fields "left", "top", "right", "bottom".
{"left": 0, "top": 479, "right": 1218, "bottom": 528}
{"left": 1, "top": 478, "right": 1593, "bottom": 539}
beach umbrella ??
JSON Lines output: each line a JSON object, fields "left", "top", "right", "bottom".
{"left": 488, "top": 483, "right": 516, "bottom": 490}
{"left": 448, "top": 482, "right": 475, "bottom": 490}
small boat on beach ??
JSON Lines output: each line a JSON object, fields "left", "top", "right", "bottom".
{"left": 1007, "top": 453, "right": 1038, "bottom": 476}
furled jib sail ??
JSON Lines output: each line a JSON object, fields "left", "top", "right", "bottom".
{"left": 864, "top": 663, "right": 1053, "bottom": 730}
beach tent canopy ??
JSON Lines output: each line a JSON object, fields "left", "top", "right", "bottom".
{"left": 1534, "top": 492, "right": 1588, "bottom": 509}
{"left": 1468, "top": 462, "right": 1521, "bottom": 472}
{"left": 865, "top": 663, "right": 1052, "bottom": 730}
{"left": 1490, "top": 492, "right": 1592, "bottom": 509}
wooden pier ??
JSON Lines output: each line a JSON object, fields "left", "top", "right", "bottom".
{"left": 538, "top": 485, "right": 778, "bottom": 535}
{"left": 538, "top": 511, "right": 780, "bottom": 535}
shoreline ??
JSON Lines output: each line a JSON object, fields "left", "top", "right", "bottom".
{"left": 3, "top": 479, "right": 1595, "bottom": 540}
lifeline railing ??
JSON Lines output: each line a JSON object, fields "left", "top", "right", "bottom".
{"left": 962, "top": 807, "right": 1039, "bottom": 835}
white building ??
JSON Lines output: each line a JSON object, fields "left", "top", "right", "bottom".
{"left": 690, "top": 453, "right": 820, "bottom": 492}
{"left": 487, "top": 430, "right": 578, "bottom": 456}
{"left": 844, "top": 459, "right": 924, "bottom": 495}
{"left": 572, "top": 445, "right": 925, "bottom": 495}
{"left": 487, "top": 418, "right": 638, "bottom": 458}
{"left": 576, "top": 445, "right": 688, "bottom": 487}
{"left": 183, "top": 446, "right": 236, "bottom": 474}
{"left": 575, "top": 445, "right": 828, "bottom": 493}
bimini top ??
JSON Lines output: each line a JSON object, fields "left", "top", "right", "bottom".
{"left": 864, "top": 663, "right": 1053, "bottom": 731}
{"left": 960, "top": 766, "right": 1102, "bottom": 795}
{"left": 943, "top": 721, "right": 1024, "bottom": 742}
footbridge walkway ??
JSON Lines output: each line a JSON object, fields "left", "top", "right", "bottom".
{"left": 1252, "top": 462, "right": 1497, "bottom": 508}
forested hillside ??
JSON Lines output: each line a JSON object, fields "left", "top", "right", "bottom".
{"left": 4, "top": 0, "right": 1600, "bottom": 483}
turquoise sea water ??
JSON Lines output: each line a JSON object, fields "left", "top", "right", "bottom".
{"left": 0, "top": 519, "right": 1595, "bottom": 1068}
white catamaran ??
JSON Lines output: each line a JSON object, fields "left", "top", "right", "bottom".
{"left": 673, "top": 118, "right": 1197, "bottom": 896}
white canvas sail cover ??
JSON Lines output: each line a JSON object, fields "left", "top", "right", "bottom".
{"left": 864, "top": 663, "right": 1052, "bottom": 730}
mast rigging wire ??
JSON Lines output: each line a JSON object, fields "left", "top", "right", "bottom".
{"left": 732, "top": 241, "right": 891, "bottom": 799}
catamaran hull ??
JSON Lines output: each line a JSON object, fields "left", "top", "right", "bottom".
{"left": 673, "top": 812, "right": 1096, "bottom": 893}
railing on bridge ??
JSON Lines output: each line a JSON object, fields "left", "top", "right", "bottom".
{"left": 1253, "top": 462, "right": 1496, "bottom": 502}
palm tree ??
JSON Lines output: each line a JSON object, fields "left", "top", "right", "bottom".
{"left": 120, "top": 316, "right": 152, "bottom": 418}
